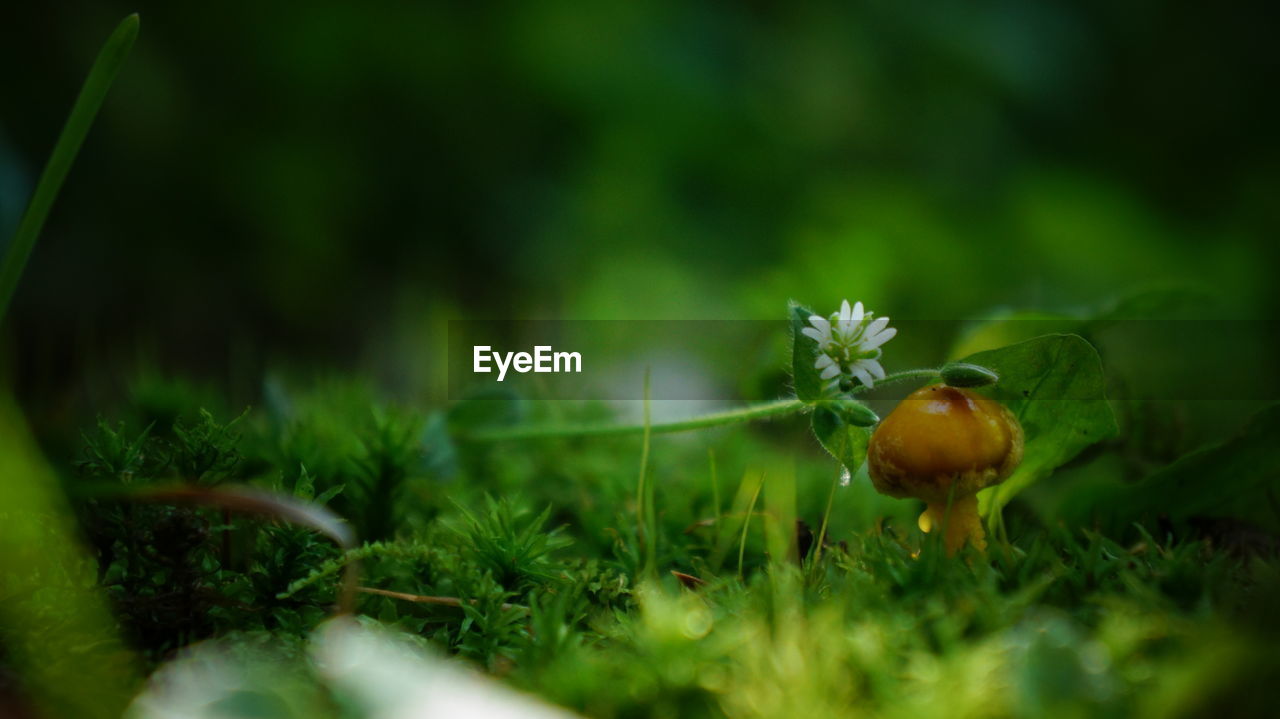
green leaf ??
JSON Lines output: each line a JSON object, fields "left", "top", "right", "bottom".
{"left": 1093, "top": 403, "right": 1280, "bottom": 531}
{"left": 811, "top": 405, "right": 872, "bottom": 477}
{"left": 969, "top": 334, "right": 1118, "bottom": 519}
{"left": 0, "top": 15, "right": 139, "bottom": 322}
{"left": 789, "top": 300, "right": 826, "bottom": 402}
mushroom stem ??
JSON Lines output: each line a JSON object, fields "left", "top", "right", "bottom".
{"left": 917, "top": 495, "right": 985, "bottom": 556}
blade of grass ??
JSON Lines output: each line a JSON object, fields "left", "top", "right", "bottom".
{"left": 809, "top": 464, "right": 842, "bottom": 568}
{"left": 0, "top": 14, "right": 139, "bottom": 322}
{"left": 708, "top": 448, "right": 721, "bottom": 527}
{"left": 738, "top": 474, "right": 765, "bottom": 578}
{"left": 710, "top": 468, "right": 763, "bottom": 572}
{"left": 636, "top": 368, "right": 655, "bottom": 575}
{"left": 763, "top": 460, "right": 797, "bottom": 564}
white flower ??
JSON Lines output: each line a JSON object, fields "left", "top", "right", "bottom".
{"left": 802, "top": 299, "right": 896, "bottom": 390}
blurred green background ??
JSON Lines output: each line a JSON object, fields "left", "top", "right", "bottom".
{"left": 4, "top": 8, "right": 1280, "bottom": 717}
{"left": 3, "top": 1, "right": 1277, "bottom": 426}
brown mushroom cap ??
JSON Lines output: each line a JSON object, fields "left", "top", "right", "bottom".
{"left": 867, "top": 385, "right": 1023, "bottom": 505}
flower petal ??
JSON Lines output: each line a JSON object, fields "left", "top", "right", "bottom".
{"left": 861, "top": 326, "right": 897, "bottom": 350}
{"left": 851, "top": 366, "right": 875, "bottom": 388}
{"left": 819, "top": 364, "right": 842, "bottom": 380}
{"left": 851, "top": 301, "right": 865, "bottom": 323}
{"left": 862, "top": 358, "right": 886, "bottom": 380}
{"left": 814, "top": 354, "right": 835, "bottom": 369}
{"left": 808, "top": 315, "right": 831, "bottom": 335}
{"left": 801, "top": 327, "right": 826, "bottom": 343}
{"left": 866, "top": 316, "right": 890, "bottom": 337}
{"left": 839, "top": 300, "right": 852, "bottom": 324}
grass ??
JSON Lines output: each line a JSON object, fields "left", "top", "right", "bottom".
{"left": 2, "top": 13, "right": 1277, "bottom": 719}
{"left": 3, "top": 378, "right": 1269, "bottom": 717}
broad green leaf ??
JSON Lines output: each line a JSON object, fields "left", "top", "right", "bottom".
{"left": 970, "top": 334, "right": 1118, "bottom": 519}
{"left": 811, "top": 405, "right": 872, "bottom": 478}
{"left": 1088, "top": 403, "right": 1280, "bottom": 532}
{"left": 789, "top": 300, "right": 826, "bottom": 402}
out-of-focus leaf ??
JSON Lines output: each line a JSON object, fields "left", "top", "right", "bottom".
{"left": 0, "top": 394, "right": 139, "bottom": 719}
{"left": 969, "top": 335, "right": 1118, "bottom": 520}
{"left": 1087, "top": 403, "right": 1280, "bottom": 531}
{"left": 789, "top": 300, "right": 826, "bottom": 402}
{"left": 127, "top": 634, "right": 328, "bottom": 719}
{"left": 762, "top": 461, "right": 798, "bottom": 563}
{"left": 313, "top": 617, "right": 580, "bottom": 719}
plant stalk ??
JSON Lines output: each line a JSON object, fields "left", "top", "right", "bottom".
{"left": 460, "top": 369, "right": 940, "bottom": 442}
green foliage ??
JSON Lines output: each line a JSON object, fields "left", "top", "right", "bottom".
{"left": 66, "top": 406, "right": 349, "bottom": 661}
{"left": 0, "top": 395, "right": 139, "bottom": 719}
{"left": 278, "top": 540, "right": 441, "bottom": 600}
{"left": 966, "top": 334, "right": 1120, "bottom": 522}
{"left": 789, "top": 300, "right": 827, "bottom": 401}
{"left": 75, "top": 419, "right": 154, "bottom": 483}
{"left": 169, "top": 408, "right": 247, "bottom": 484}
{"left": 13, "top": 309, "right": 1280, "bottom": 718}
{"left": 19, "top": 365, "right": 1280, "bottom": 718}
{"left": 1078, "top": 403, "right": 1280, "bottom": 535}
{"left": 353, "top": 408, "right": 426, "bottom": 540}
{"left": 6, "top": 2, "right": 1279, "bottom": 714}
{"left": 250, "top": 382, "right": 432, "bottom": 542}
{"left": 810, "top": 403, "right": 872, "bottom": 479}
{"left": 453, "top": 495, "right": 573, "bottom": 592}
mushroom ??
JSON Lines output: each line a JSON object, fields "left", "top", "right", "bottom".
{"left": 867, "top": 385, "right": 1023, "bottom": 555}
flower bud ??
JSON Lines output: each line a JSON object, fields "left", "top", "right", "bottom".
{"left": 939, "top": 362, "right": 999, "bottom": 388}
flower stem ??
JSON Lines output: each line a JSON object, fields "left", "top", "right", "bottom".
{"left": 636, "top": 369, "right": 655, "bottom": 575}
{"left": 859, "top": 367, "right": 940, "bottom": 389}
{"left": 461, "top": 398, "right": 807, "bottom": 442}
{"left": 459, "top": 368, "right": 940, "bottom": 442}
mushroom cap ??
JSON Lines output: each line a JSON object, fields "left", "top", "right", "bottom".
{"left": 867, "top": 385, "right": 1023, "bottom": 504}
